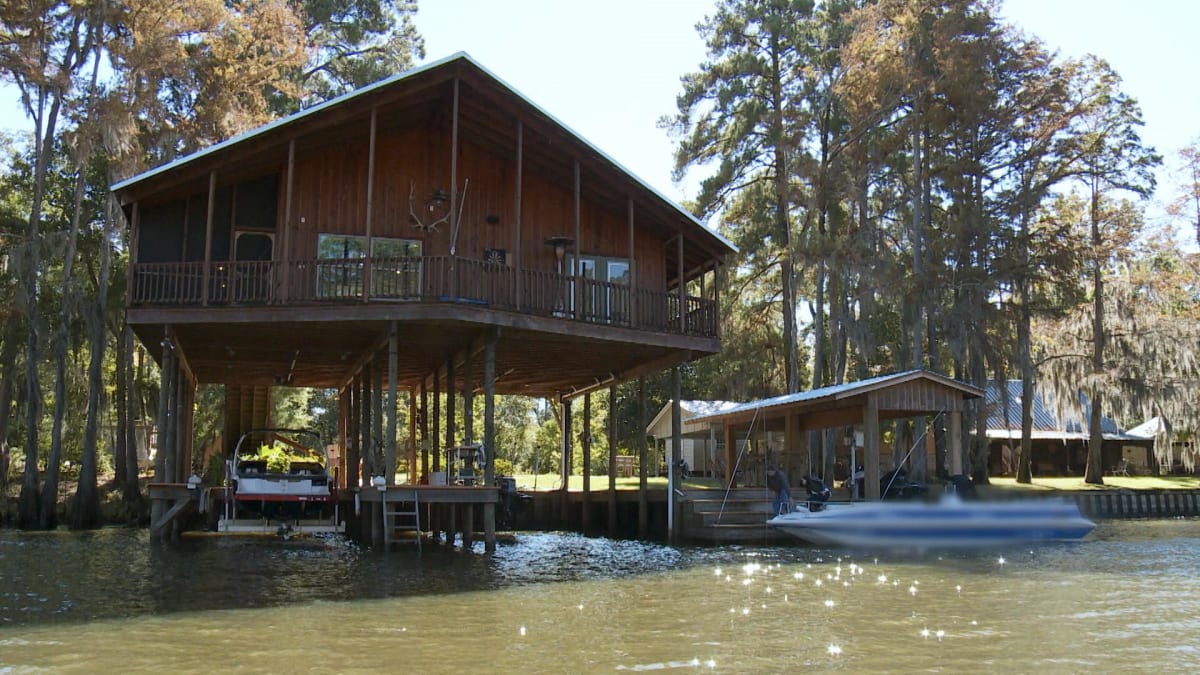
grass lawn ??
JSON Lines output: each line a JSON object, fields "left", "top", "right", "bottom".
{"left": 982, "top": 475, "right": 1200, "bottom": 494}
{"left": 505, "top": 473, "right": 1200, "bottom": 494}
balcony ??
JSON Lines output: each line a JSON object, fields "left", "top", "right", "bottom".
{"left": 129, "top": 256, "right": 718, "bottom": 338}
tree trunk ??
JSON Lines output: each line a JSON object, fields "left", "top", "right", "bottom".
{"left": 0, "top": 324, "right": 17, "bottom": 524}
{"left": 18, "top": 91, "right": 64, "bottom": 530}
{"left": 124, "top": 325, "right": 142, "bottom": 504}
{"left": 1085, "top": 180, "right": 1106, "bottom": 485}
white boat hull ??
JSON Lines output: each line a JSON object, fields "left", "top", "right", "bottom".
{"left": 768, "top": 496, "right": 1096, "bottom": 549}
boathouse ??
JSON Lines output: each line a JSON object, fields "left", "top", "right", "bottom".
{"left": 112, "top": 52, "right": 736, "bottom": 546}
{"left": 687, "top": 370, "right": 984, "bottom": 500}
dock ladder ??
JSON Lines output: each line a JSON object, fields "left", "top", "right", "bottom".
{"left": 382, "top": 487, "right": 422, "bottom": 551}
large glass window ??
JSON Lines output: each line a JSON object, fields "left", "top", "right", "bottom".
{"left": 317, "top": 235, "right": 422, "bottom": 299}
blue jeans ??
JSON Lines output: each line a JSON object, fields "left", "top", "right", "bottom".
{"left": 773, "top": 488, "right": 791, "bottom": 515}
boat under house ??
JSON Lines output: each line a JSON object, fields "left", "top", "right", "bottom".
{"left": 112, "top": 52, "right": 736, "bottom": 547}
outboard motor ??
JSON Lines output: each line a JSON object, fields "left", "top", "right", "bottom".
{"left": 947, "top": 474, "right": 978, "bottom": 500}
{"left": 880, "top": 467, "right": 927, "bottom": 500}
{"left": 805, "top": 475, "right": 832, "bottom": 512}
{"left": 496, "top": 476, "right": 532, "bottom": 529}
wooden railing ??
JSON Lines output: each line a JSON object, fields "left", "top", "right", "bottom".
{"left": 130, "top": 256, "right": 718, "bottom": 338}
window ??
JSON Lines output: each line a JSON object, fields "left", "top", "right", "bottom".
{"left": 316, "top": 235, "right": 422, "bottom": 299}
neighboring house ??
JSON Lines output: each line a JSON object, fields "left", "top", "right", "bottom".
{"left": 1124, "top": 417, "right": 1199, "bottom": 474}
{"left": 112, "top": 52, "right": 735, "bottom": 488}
{"left": 983, "top": 381, "right": 1153, "bottom": 476}
{"left": 645, "top": 400, "right": 742, "bottom": 476}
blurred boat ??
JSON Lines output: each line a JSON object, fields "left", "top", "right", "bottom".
{"left": 767, "top": 493, "right": 1096, "bottom": 548}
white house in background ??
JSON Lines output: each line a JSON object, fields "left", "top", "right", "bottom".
{"left": 645, "top": 400, "right": 742, "bottom": 476}
{"left": 1125, "top": 417, "right": 1199, "bottom": 474}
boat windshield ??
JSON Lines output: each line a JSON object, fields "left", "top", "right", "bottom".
{"left": 232, "top": 429, "right": 325, "bottom": 474}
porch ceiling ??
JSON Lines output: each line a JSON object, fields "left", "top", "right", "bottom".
{"left": 131, "top": 312, "right": 711, "bottom": 397}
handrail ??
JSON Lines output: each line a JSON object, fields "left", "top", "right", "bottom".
{"left": 130, "top": 256, "right": 718, "bottom": 338}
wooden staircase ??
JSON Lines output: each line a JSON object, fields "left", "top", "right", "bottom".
{"left": 680, "top": 488, "right": 795, "bottom": 544}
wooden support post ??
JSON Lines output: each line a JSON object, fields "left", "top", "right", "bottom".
{"left": 446, "top": 358, "right": 456, "bottom": 456}
{"left": 573, "top": 160, "right": 581, "bottom": 317}
{"left": 338, "top": 387, "right": 350, "bottom": 487}
{"left": 463, "top": 348, "right": 474, "bottom": 444}
{"left": 514, "top": 119, "right": 524, "bottom": 310}
{"left": 677, "top": 235, "right": 686, "bottom": 333}
{"left": 582, "top": 391, "right": 592, "bottom": 533}
{"left": 387, "top": 322, "right": 398, "bottom": 483}
{"left": 373, "top": 359, "right": 384, "bottom": 477}
{"left": 628, "top": 198, "right": 636, "bottom": 327}
{"left": 607, "top": 384, "right": 618, "bottom": 537}
{"left": 360, "top": 365, "right": 372, "bottom": 476}
{"left": 348, "top": 376, "right": 360, "bottom": 487}
{"left": 407, "top": 389, "right": 416, "bottom": 483}
{"left": 484, "top": 331, "right": 496, "bottom": 487}
{"left": 864, "top": 395, "right": 881, "bottom": 501}
{"left": 164, "top": 347, "right": 178, "bottom": 484}
{"left": 281, "top": 139, "right": 294, "bottom": 302}
{"left": 560, "top": 396, "right": 572, "bottom": 527}
{"left": 420, "top": 377, "right": 429, "bottom": 483}
{"left": 484, "top": 502, "right": 496, "bottom": 552}
{"left": 724, "top": 422, "right": 736, "bottom": 490}
{"left": 949, "top": 409, "right": 964, "bottom": 475}
{"left": 201, "top": 172, "right": 215, "bottom": 306}
{"left": 432, "top": 367, "right": 441, "bottom": 474}
{"left": 363, "top": 107, "right": 377, "bottom": 303}
{"left": 637, "top": 377, "right": 648, "bottom": 539}
{"left": 669, "top": 368, "right": 682, "bottom": 543}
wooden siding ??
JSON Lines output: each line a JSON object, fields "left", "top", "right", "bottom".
{"left": 283, "top": 125, "right": 671, "bottom": 288}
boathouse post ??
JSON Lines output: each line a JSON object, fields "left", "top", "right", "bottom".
{"left": 387, "top": 322, "right": 398, "bottom": 484}
{"left": 949, "top": 409, "right": 964, "bottom": 475}
{"left": 582, "top": 391, "right": 592, "bottom": 533}
{"left": 560, "top": 395, "right": 572, "bottom": 527}
{"left": 150, "top": 327, "right": 170, "bottom": 530}
{"left": 463, "top": 347, "right": 473, "bottom": 444}
{"left": 669, "top": 369, "right": 682, "bottom": 543}
{"left": 348, "top": 375, "right": 361, "bottom": 487}
{"left": 372, "top": 356, "right": 384, "bottom": 477}
{"left": 444, "top": 357, "right": 456, "bottom": 544}
{"left": 432, "top": 368, "right": 440, "bottom": 475}
{"left": 723, "top": 420, "right": 736, "bottom": 489}
{"left": 607, "top": 385, "right": 618, "bottom": 537}
{"left": 864, "top": 395, "right": 881, "bottom": 501}
{"left": 637, "top": 377, "right": 648, "bottom": 539}
{"left": 358, "top": 366, "right": 370, "bottom": 476}
{"left": 420, "top": 376, "right": 429, "bottom": 483}
{"left": 483, "top": 330, "right": 497, "bottom": 551}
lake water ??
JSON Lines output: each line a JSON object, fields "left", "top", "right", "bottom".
{"left": 2, "top": 519, "right": 1199, "bottom": 673}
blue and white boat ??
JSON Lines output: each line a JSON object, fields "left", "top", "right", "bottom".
{"left": 767, "top": 494, "right": 1096, "bottom": 549}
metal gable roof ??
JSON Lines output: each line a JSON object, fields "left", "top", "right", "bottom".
{"left": 110, "top": 51, "right": 737, "bottom": 255}
{"left": 687, "top": 369, "right": 982, "bottom": 424}
{"left": 983, "top": 380, "right": 1125, "bottom": 436}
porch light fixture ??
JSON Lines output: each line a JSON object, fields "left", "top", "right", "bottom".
{"left": 545, "top": 235, "right": 574, "bottom": 274}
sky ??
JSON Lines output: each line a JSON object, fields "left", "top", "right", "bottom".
{"left": 2, "top": 0, "right": 1197, "bottom": 229}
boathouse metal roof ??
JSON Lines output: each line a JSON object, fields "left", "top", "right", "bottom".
{"left": 688, "top": 369, "right": 983, "bottom": 425}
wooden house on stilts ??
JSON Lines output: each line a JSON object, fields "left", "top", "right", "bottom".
{"left": 112, "top": 53, "right": 736, "bottom": 547}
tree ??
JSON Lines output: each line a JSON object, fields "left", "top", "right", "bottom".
{"left": 666, "top": 0, "right": 816, "bottom": 394}
{"left": 1, "top": 0, "right": 99, "bottom": 529}
{"left": 1060, "top": 57, "right": 1159, "bottom": 484}
{"left": 1168, "top": 140, "right": 1200, "bottom": 248}
{"left": 297, "top": 0, "right": 425, "bottom": 104}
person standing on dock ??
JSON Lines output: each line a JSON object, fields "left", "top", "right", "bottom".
{"left": 766, "top": 466, "right": 791, "bottom": 516}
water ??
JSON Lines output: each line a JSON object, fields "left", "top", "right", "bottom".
{"left": 2, "top": 520, "right": 1199, "bottom": 672}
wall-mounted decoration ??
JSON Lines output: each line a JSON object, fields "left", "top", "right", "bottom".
{"left": 484, "top": 248, "right": 507, "bottom": 265}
